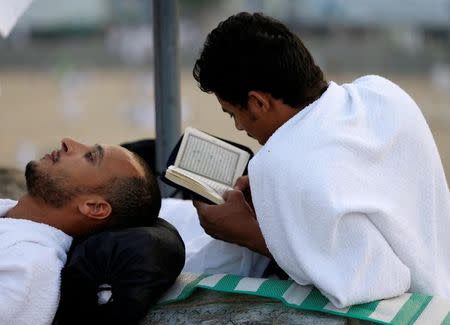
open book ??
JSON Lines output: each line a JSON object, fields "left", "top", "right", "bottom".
{"left": 163, "top": 127, "right": 251, "bottom": 204}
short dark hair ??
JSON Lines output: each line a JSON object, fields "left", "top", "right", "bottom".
{"left": 193, "top": 12, "right": 327, "bottom": 109}
{"left": 102, "top": 154, "right": 161, "bottom": 228}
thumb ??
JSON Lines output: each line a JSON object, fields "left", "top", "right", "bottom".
{"left": 223, "top": 189, "right": 245, "bottom": 203}
{"left": 234, "top": 176, "right": 250, "bottom": 191}
{"left": 193, "top": 199, "right": 212, "bottom": 214}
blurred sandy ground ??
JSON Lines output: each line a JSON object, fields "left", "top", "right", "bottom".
{"left": 0, "top": 69, "right": 449, "bottom": 183}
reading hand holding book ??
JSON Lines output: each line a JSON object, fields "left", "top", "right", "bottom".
{"left": 192, "top": 189, "right": 272, "bottom": 258}
{"left": 233, "top": 175, "right": 254, "bottom": 211}
{"left": 163, "top": 127, "right": 251, "bottom": 204}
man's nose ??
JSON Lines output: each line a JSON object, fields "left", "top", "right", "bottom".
{"left": 61, "top": 137, "right": 86, "bottom": 154}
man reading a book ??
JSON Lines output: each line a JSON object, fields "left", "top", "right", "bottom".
{"left": 192, "top": 12, "right": 450, "bottom": 308}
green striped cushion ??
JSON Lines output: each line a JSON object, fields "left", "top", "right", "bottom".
{"left": 157, "top": 273, "right": 450, "bottom": 325}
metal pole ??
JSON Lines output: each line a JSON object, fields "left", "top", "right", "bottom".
{"left": 153, "top": 0, "right": 181, "bottom": 197}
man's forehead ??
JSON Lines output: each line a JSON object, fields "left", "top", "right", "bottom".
{"left": 102, "top": 144, "right": 144, "bottom": 177}
{"left": 217, "top": 96, "right": 241, "bottom": 111}
{"left": 218, "top": 101, "right": 233, "bottom": 113}
{"left": 217, "top": 96, "right": 228, "bottom": 107}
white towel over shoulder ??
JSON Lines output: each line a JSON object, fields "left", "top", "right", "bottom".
{"left": 0, "top": 199, "right": 72, "bottom": 325}
{"left": 249, "top": 75, "right": 450, "bottom": 307}
{"left": 0, "top": 0, "right": 33, "bottom": 37}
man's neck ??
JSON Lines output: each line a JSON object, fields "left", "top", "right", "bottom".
{"left": 7, "top": 194, "right": 56, "bottom": 226}
{"left": 6, "top": 195, "right": 89, "bottom": 237}
{"left": 302, "top": 83, "right": 329, "bottom": 109}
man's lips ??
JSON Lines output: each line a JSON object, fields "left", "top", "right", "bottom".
{"left": 42, "top": 150, "right": 59, "bottom": 162}
{"left": 41, "top": 149, "right": 61, "bottom": 163}
{"left": 50, "top": 150, "right": 59, "bottom": 163}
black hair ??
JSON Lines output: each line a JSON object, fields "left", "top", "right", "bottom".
{"left": 103, "top": 153, "right": 161, "bottom": 228}
{"left": 193, "top": 12, "right": 327, "bottom": 109}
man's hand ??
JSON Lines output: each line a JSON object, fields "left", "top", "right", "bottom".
{"left": 233, "top": 175, "right": 254, "bottom": 210}
{"left": 193, "top": 189, "right": 271, "bottom": 258}
{"left": 233, "top": 175, "right": 250, "bottom": 191}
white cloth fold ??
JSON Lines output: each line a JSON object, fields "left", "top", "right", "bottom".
{"left": 0, "top": 199, "right": 73, "bottom": 325}
{"left": 160, "top": 198, "right": 270, "bottom": 277}
{"left": 249, "top": 75, "right": 450, "bottom": 307}
{"left": 0, "top": 0, "right": 33, "bottom": 37}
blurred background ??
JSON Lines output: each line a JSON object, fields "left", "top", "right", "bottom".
{"left": 1, "top": 0, "right": 449, "bottom": 181}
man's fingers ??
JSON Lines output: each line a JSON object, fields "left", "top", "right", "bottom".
{"left": 233, "top": 175, "right": 250, "bottom": 191}
{"left": 223, "top": 189, "right": 245, "bottom": 202}
{"left": 194, "top": 199, "right": 219, "bottom": 227}
{"left": 192, "top": 199, "right": 201, "bottom": 209}
{"left": 193, "top": 199, "right": 213, "bottom": 213}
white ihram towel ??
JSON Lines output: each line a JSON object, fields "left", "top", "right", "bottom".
{"left": 249, "top": 75, "right": 450, "bottom": 307}
{"left": 0, "top": 199, "right": 73, "bottom": 325}
{"left": 160, "top": 198, "right": 270, "bottom": 277}
{"left": 0, "top": 0, "right": 33, "bottom": 37}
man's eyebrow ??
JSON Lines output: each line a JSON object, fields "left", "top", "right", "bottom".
{"left": 95, "top": 144, "right": 104, "bottom": 165}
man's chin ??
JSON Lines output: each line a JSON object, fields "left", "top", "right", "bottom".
{"left": 246, "top": 133, "right": 265, "bottom": 145}
{"left": 25, "top": 161, "right": 39, "bottom": 190}
{"left": 26, "top": 159, "right": 40, "bottom": 168}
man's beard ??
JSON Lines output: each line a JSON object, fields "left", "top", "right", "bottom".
{"left": 25, "top": 161, "right": 78, "bottom": 208}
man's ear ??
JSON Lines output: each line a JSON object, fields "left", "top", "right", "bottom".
{"left": 248, "top": 90, "right": 271, "bottom": 116}
{"left": 78, "top": 197, "right": 112, "bottom": 221}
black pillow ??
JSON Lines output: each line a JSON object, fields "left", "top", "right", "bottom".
{"left": 54, "top": 218, "right": 185, "bottom": 325}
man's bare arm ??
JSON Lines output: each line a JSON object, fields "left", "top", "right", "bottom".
{"left": 193, "top": 189, "right": 272, "bottom": 258}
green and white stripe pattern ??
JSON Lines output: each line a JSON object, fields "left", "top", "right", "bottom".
{"left": 157, "top": 273, "right": 450, "bottom": 325}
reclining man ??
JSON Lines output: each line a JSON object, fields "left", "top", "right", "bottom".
{"left": 0, "top": 137, "right": 161, "bottom": 325}
{"left": 192, "top": 12, "right": 450, "bottom": 307}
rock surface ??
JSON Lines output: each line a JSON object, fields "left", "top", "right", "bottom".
{"left": 141, "top": 289, "right": 349, "bottom": 325}
{"left": 0, "top": 167, "right": 26, "bottom": 199}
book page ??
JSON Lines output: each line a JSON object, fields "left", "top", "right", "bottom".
{"left": 165, "top": 166, "right": 227, "bottom": 204}
{"left": 177, "top": 133, "right": 240, "bottom": 187}
{"left": 177, "top": 168, "right": 232, "bottom": 196}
